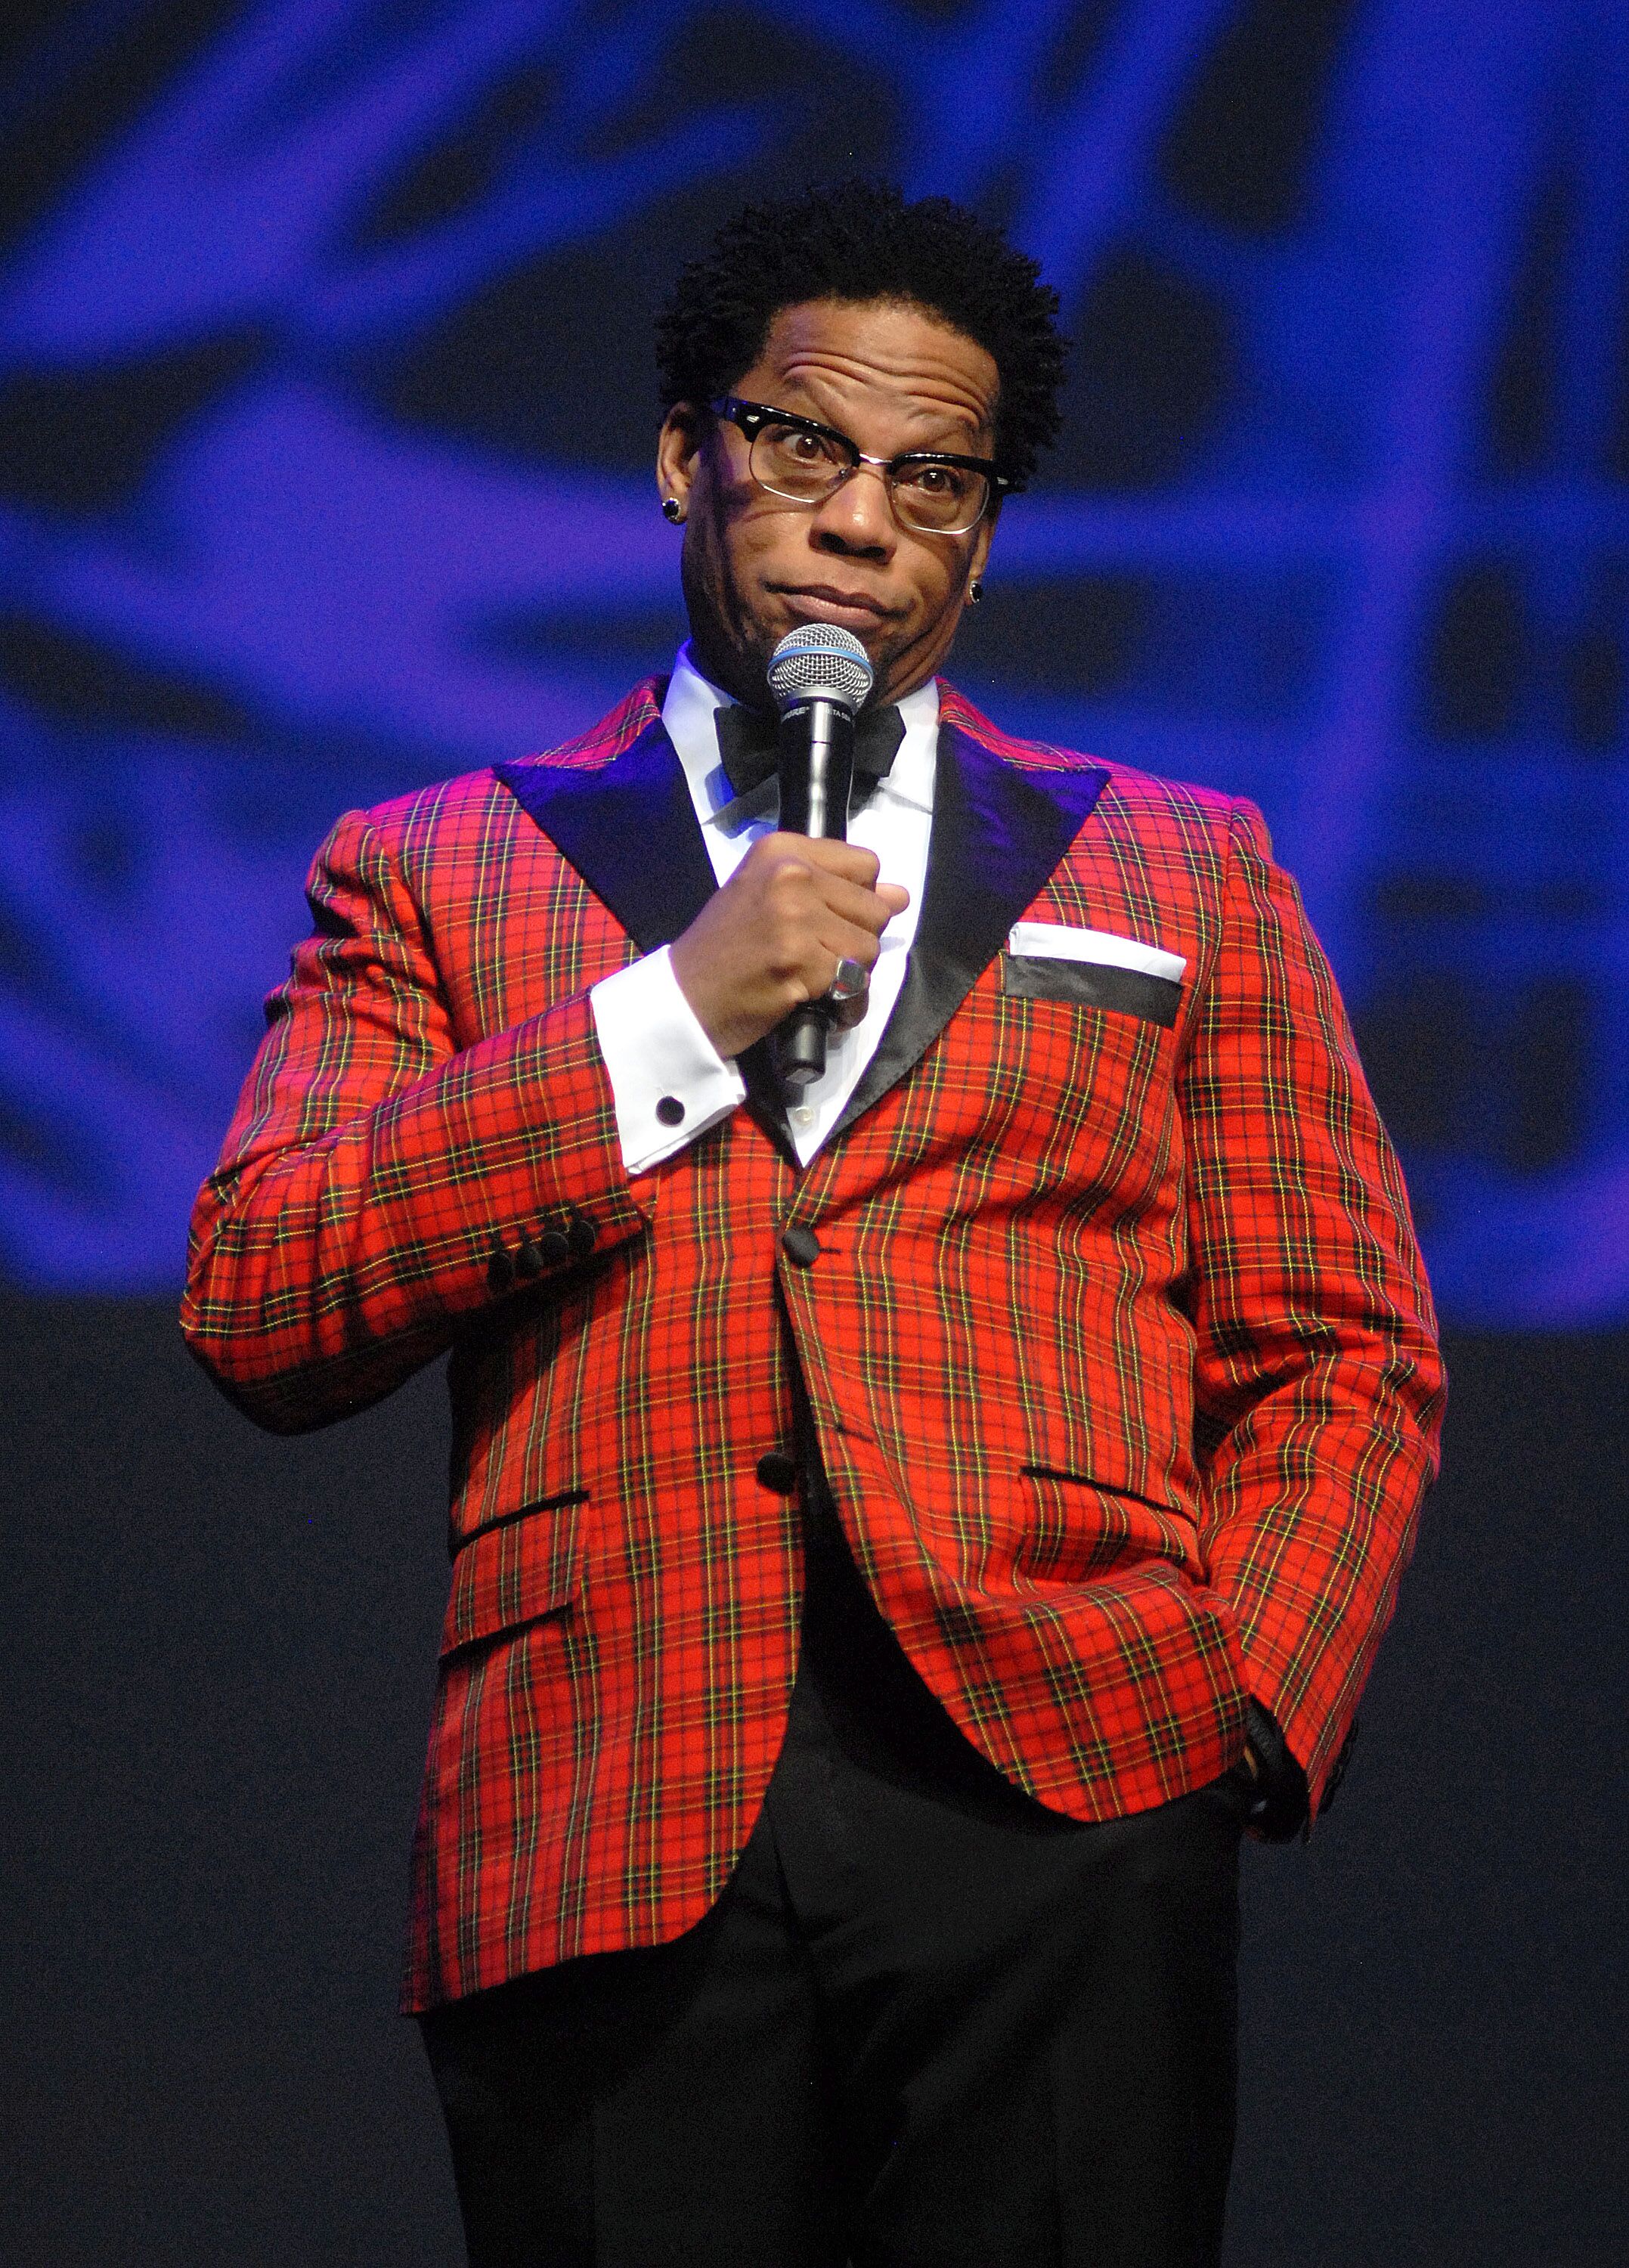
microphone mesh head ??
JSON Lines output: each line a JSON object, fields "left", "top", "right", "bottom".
{"left": 766, "top": 624, "right": 874, "bottom": 717}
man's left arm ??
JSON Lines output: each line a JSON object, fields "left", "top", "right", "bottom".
{"left": 1181, "top": 799, "right": 1446, "bottom": 1826}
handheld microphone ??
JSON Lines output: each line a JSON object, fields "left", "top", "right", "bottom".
{"left": 766, "top": 624, "right": 875, "bottom": 1095}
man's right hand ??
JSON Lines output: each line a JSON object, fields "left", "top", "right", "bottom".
{"left": 669, "top": 833, "right": 911, "bottom": 1061}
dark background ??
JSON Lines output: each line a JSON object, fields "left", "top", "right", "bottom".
{"left": 9, "top": 1317, "right": 1625, "bottom": 2266}
{"left": 3, "top": 1, "right": 1627, "bottom": 2260}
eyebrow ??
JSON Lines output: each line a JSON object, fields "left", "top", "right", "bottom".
{"left": 776, "top": 378, "right": 991, "bottom": 448}
{"left": 735, "top": 398, "right": 999, "bottom": 466}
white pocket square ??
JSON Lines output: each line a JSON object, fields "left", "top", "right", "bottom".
{"left": 1005, "top": 922, "right": 1187, "bottom": 984}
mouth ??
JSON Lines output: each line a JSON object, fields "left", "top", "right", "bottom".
{"left": 771, "top": 584, "right": 898, "bottom": 630}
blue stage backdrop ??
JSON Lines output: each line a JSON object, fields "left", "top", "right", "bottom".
{"left": 1, "top": 0, "right": 1624, "bottom": 1320}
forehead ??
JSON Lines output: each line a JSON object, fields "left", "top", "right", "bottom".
{"left": 740, "top": 299, "right": 999, "bottom": 439}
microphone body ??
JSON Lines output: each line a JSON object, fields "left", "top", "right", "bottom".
{"left": 766, "top": 626, "right": 874, "bottom": 1096}
{"left": 776, "top": 696, "right": 855, "bottom": 840}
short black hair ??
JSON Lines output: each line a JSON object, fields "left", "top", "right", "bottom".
{"left": 655, "top": 180, "right": 1067, "bottom": 491}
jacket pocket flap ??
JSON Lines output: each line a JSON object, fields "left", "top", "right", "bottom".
{"left": 441, "top": 1492, "right": 585, "bottom": 1657}
{"left": 1016, "top": 1465, "right": 1202, "bottom": 1579}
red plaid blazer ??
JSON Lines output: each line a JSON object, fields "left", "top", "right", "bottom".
{"left": 182, "top": 677, "right": 1444, "bottom": 2012}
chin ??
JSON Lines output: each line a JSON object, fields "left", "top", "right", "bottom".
{"left": 774, "top": 593, "right": 888, "bottom": 641}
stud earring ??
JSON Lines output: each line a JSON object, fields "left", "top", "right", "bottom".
{"left": 967, "top": 577, "right": 985, "bottom": 605}
{"left": 661, "top": 496, "right": 684, "bottom": 522}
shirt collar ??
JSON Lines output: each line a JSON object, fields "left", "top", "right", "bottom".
{"left": 661, "top": 642, "right": 939, "bottom": 823}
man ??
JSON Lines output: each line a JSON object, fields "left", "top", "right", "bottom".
{"left": 183, "top": 182, "right": 1444, "bottom": 2267}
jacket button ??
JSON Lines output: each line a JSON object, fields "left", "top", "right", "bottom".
{"left": 781, "top": 1224, "right": 820, "bottom": 1268}
{"left": 536, "top": 1228, "right": 571, "bottom": 1264}
{"left": 755, "top": 1451, "right": 799, "bottom": 1494}
{"left": 566, "top": 1213, "right": 598, "bottom": 1259}
{"left": 487, "top": 1244, "right": 516, "bottom": 1293}
{"left": 513, "top": 1238, "right": 545, "bottom": 1278}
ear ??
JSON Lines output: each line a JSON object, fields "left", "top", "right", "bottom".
{"left": 657, "top": 403, "right": 707, "bottom": 514}
{"left": 965, "top": 502, "right": 998, "bottom": 592}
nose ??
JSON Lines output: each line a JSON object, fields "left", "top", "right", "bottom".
{"left": 809, "top": 461, "right": 898, "bottom": 556}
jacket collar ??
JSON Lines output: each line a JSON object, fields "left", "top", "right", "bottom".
{"left": 494, "top": 677, "right": 1109, "bottom": 1146}
{"left": 494, "top": 683, "right": 714, "bottom": 956}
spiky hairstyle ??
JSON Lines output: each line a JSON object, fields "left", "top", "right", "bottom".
{"left": 655, "top": 181, "right": 1067, "bottom": 491}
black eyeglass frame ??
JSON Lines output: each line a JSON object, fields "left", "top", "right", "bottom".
{"left": 708, "top": 395, "right": 1012, "bottom": 532}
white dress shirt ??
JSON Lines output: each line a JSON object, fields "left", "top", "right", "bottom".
{"left": 589, "top": 645, "right": 939, "bottom": 1173}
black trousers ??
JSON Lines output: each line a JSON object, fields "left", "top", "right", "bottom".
{"left": 422, "top": 1476, "right": 1246, "bottom": 2268}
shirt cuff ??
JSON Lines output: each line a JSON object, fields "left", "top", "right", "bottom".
{"left": 590, "top": 947, "right": 746, "bottom": 1173}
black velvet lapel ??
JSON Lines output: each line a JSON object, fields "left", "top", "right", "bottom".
{"left": 494, "top": 718, "right": 716, "bottom": 956}
{"left": 494, "top": 719, "right": 797, "bottom": 1154}
{"left": 830, "top": 723, "right": 1110, "bottom": 1140}
{"left": 494, "top": 713, "right": 1109, "bottom": 1160}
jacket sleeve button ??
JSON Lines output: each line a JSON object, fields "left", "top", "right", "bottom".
{"left": 513, "top": 1238, "right": 545, "bottom": 1278}
{"left": 566, "top": 1213, "right": 598, "bottom": 1259}
{"left": 537, "top": 1228, "right": 571, "bottom": 1264}
{"left": 487, "top": 1244, "right": 516, "bottom": 1293}
{"left": 755, "top": 1451, "right": 799, "bottom": 1494}
{"left": 781, "top": 1224, "right": 821, "bottom": 1267}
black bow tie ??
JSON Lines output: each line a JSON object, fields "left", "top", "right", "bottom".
{"left": 714, "top": 702, "right": 906, "bottom": 814}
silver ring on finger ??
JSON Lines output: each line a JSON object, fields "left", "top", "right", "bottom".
{"left": 826, "top": 955, "right": 869, "bottom": 1004}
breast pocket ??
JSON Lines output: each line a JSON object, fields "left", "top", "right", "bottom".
{"left": 1000, "top": 954, "right": 1183, "bottom": 1027}
{"left": 1001, "top": 920, "right": 1186, "bottom": 1029}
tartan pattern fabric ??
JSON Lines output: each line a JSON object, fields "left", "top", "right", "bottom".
{"left": 182, "top": 675, "right": 1444, "bottom": 2012}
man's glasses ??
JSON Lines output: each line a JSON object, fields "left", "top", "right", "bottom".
{"left": 711, "top": 397, "right": 1010, "bottom": 536}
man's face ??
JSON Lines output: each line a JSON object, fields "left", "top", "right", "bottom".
{"left": 657, "top": 298, "right": 1000, "bottom": 708}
